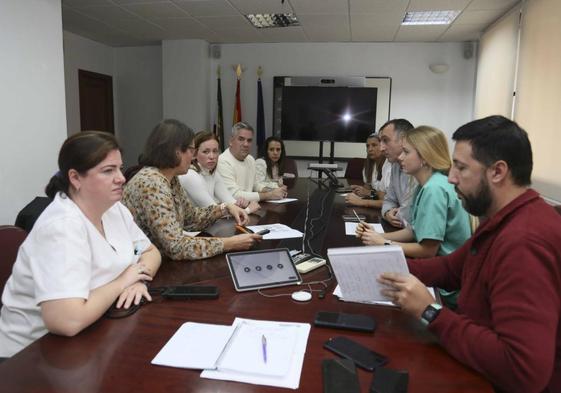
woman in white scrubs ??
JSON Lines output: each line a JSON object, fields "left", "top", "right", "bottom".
{"left": 0, "top": 131, "right": 161, "bottom": 357}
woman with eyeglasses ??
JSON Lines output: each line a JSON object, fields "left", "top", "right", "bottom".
{"left": 122, "top": 119, "right": 261, "bottom": 261}
{"left": 346, "top": 132, "right": 391, "bottom": 208}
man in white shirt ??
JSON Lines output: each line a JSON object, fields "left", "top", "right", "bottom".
{"left": 217, "top": 122, "right": 286, "bottom": 202}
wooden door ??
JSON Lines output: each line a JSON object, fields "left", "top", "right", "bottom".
{"left": 78, "top": 69, "right": 114, "bottom": 133}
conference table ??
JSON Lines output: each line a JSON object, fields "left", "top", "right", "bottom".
{"left": 0, "top": 177, "right": 492, "bottom": 392}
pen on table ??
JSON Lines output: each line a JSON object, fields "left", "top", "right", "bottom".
{"left": 261, "top": 334, "right": 267, "bottom": 364}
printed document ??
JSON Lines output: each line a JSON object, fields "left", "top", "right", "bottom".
{"left": 246, "top": 223, "right": 303, "bottom": 240}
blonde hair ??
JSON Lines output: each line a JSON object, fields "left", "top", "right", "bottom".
{"left": 403, "top": 126, "right": 451, "bottom": 174}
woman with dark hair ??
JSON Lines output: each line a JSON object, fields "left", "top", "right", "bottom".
{"left": 122, "top": 119, "right": 260, "bottom": 261}
{"left": 346, "top": 133, "right": 390, "bottom": 208}
{"left": 254, "top": 136, "right": 294, "bottom": 191}
{"left": 0, "top": 131, "right": 161, "bottom": 357}
{"left": 179, "top": 131, "right": 260, "bottom": 214}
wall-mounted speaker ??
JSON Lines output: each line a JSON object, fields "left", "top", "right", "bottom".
{"left": 463, "top": 41, "right": 474, "bottom": 59}
{"left": 210, "top": 44, "right": 221, "bottom": 59}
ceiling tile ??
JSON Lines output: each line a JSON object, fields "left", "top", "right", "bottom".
{"left": 122, "top": 2, "right": 190, "bottom": 18}
{"left": 259, "top": 26, "right": 308, "bottom": 42}
{"left": 304, "top": 27, "right": 351, "bottom": 42}
{"left": 227, "top": 0, "right": 294, "bottom": 14}
{"left": 107, "top": 18, "right": 167, "bottom": 40}
{"left": 407, "top": 0, "right": 470, "bottom": 12}
{"left": 454, "top": 9, "right": 503, "bottom": 25}
{"left": 297, "top": 14, "right": 348, "bottom": 28}
{"left": 299, "top": 14, "right": 350, "bottom": 42}
{"left": 350, "top": 12, "right": 404, "bottom": 27}
{"left": 196, "top": 15, "right": 252, "bottom": 29}
{"left": 290, "top": 0, "right": 348, "bottom": 15}
{"left": 63, "top": 7, "right": 143, "bottom": 46}
{"left": 394, "top": 24, "right": 449, "bottom": 41}
{"left": 466, "top": 0, "right": 519, "bottom": 11}
{"left": 62, "top": 0, "right": 113, "bottom": 7}
{"left": 173, "top": 0, "right": 239, "bottom": 16}
{"left": 210, "top": 27, "right": 264, "bottom": 43}
{"left": 438, "top": 23, "right": 484, "bottom": 41}
{"left": 71, "top": 4, "right": 138, "bottom": 22}
{"left": 112, "top": 0, "right": 170, "bottom": 4}
{"left": 350, "top": 0, "right": 408, "bottom": 14}
{"left": 350, "top": 15, "right": 399, "bottom": 42}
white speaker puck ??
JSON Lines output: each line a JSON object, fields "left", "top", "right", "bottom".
{"left": 291, "top": 291, "right": 312, "bottom": 302}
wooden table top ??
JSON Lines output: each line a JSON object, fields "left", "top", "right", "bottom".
{"left": 0, "top": 178, "right": 492, "bottom": 392}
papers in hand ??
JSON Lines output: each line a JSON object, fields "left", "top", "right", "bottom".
{"left": 327, "top": 245, "right": 408, "bottom": 303}
{"left": 152, "top": 318, "right": 310, "bottom": 389}
{"left": 344, "top": 222, "right": 384, "bottom": 236}
{"left": 246, "top": 223, "right": 303, "bottom": 240}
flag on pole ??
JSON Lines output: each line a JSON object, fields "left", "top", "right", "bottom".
{"left": 213, "top": 66, "right": 225, "bottom": 151}
{"left": 233, "top": 64, "right": 242, "bottom": 124}
{"left": 256, "top": 66, "right": 266, "bottom": 157}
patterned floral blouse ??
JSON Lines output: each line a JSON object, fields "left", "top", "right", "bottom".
{"left": 122, "top": 166, "right": 224, "bottom": 260}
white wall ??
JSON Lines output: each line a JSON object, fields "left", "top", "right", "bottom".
{"left": 63, "top": 31, "right": 114, "bottom": 135}
{"left": 114, "top": 46, "right": 163, "bottom": 167}
{"left": 209, "top": 42, "right": 476, "bottom": 155}
{"left": 162, "top": 39, "right": 210, "bottom": 131}
{"left": 63, "top": 32, "right": 162, "bottom": 167}
{"left": 0, "top": 0, "right": 67, "bottom": 224}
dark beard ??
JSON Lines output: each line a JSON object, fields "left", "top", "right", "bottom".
{"left": 458, "top": 178, "right": 492, "bottom": 217}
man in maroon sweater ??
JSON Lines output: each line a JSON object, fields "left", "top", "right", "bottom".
{"left": 378, "top": 116, "right": 561, "bottom": 393}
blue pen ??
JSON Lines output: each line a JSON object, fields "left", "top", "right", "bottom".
{"left": 261, "top": 334, "right": 267, "bottom": 364}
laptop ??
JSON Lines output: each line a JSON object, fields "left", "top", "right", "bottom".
{"left": 226, "top": 248, "right": 302, "bottom": 292}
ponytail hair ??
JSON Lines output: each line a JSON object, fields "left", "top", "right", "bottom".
{"left": 45, "top": 131, "right": 120, "bottom": 198}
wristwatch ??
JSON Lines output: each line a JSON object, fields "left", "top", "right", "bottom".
{"left": 383, "top": 239, "right": 393, "bottom": 246}
{"left": 218, "top": 203, "right": 227, "bottom": 215}
{"left": 421, "top": 303, "right": 442, "bottom": 326}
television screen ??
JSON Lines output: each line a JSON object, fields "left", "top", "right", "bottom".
{"left": 280, "top": 86, "right": 377, "bottom": 142}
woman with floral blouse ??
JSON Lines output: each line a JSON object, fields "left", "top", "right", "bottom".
{"left": 123, "top": 119, "right": 261, "bottom": 260}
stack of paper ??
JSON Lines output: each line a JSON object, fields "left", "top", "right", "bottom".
{"left": 246, "top": 224, "right": 303, "bottom": 240}
{"left": 327, "top": 245, "right": 408, "bottom": 303}
{"left": 151, "top": 318, "right": 311, "bottom": 389}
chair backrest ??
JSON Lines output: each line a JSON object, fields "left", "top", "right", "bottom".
{"left": 15, "top": 196, "right": 52, "bottom": 233}
{"left": 344, "top": 158, "right": 365, "bottom": 180}
{"left": 0, "top": 226, "right": 27, "bottom": 306}
{"left": 283, "top": 158, "right": 299, "bottom": 178}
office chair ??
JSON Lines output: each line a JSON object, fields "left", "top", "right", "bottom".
{"left": 344, "top": 158, "right": 365, "bottom": 180}
{"left": 15, "top": 196, "right": 52, "bottom": 233}
{"left": 0, "top": 226, "right": 27, "bottom": 305}
{"left": 283, "top": 158, "right": 299, "bottom": 178}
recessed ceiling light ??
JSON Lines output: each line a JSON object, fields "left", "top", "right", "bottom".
{"left": 245, "top": 13, "right": 300, "bottom": 29}
{"left": 402, "top": 10, "right": 461, "bottom": 25}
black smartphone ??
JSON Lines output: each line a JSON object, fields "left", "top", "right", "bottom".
{"left": 342, "top": 214, "right": 366, "bottom": 222}
{"left": 162, "top": 285, "right": 219, "bottom": 300}
{"left": 255, "top": 229, "right": 270, "bottom": 235}
{"left": 324, "top": 336, "right": 388, "bottom": 371}
{"left": 315, "top": 312, "right": 376, "bottom": 332}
